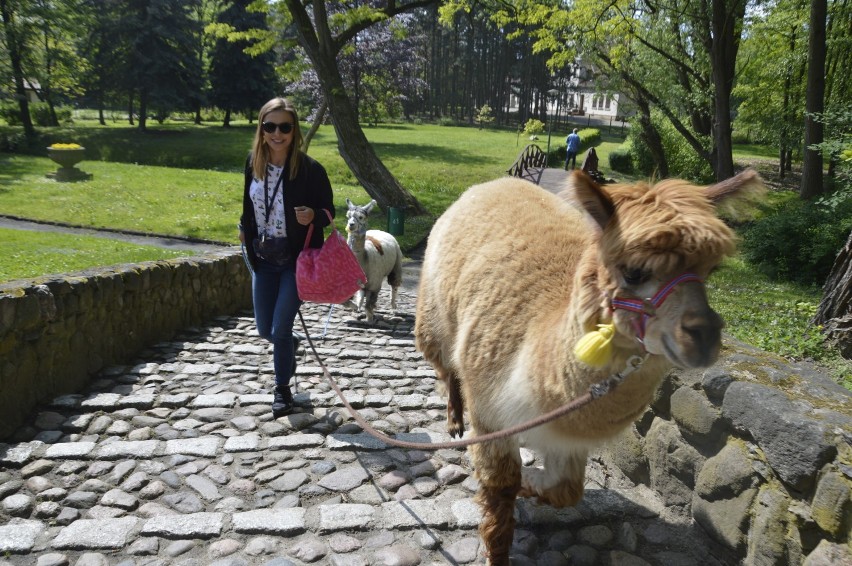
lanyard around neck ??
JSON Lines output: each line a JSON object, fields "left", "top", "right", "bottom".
{"left": 263, "top": 166, "right": 285, "bottom": 225}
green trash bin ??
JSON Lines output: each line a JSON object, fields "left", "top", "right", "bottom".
{"left": 388, "top": 207, "right": 404, "bottom": 236}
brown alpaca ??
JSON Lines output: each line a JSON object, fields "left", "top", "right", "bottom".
{"left": 414, "top": 169, "right": 764, "bottom": 565}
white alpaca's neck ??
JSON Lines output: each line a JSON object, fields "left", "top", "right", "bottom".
{"left": 347, "top": 231, "right": 368, "bottom": 261}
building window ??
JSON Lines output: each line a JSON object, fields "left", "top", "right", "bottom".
{"left": 592, "top": 95, "right": 609, "bottom": 110}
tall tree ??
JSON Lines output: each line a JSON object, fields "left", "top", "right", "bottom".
{"left": 733, "top": 0, "right": 808, "bottom": 178}
{"left": 79, "top": 0, "right": 127, "bottom": 125}
{"left": 28, "top": 0, "right": 88, "bottom": 126}
{"left": 799, "top": 0, "right": 828, "bottom": 199}
{"left": 279, "top": 0, "right": 429, "bottom": 214}
{"left": 444, "top": 0, "right": 752, "bottom": 181}
{"left": 125, "top": 0, "right": 203, "bottom": 131}
{"left": 1, "top": 0, "right": 35, "bottom": 136}
{"left": 209, "top": 0, "right": 277, "bottom": 126}
{"left": 800, "top": 0, "right": 827, "bottom": 198}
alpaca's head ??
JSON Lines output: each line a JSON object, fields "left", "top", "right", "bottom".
{"left": 346, "top": 198, "right": 377, "bottom": 236}
{"left": 565, "top": 169, "right": 765, "bottom": 369}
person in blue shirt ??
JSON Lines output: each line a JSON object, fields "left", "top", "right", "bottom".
{"left": 565, "top": 128, "right": 581, "bottom": 170}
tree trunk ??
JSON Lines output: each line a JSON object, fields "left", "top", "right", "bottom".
{"left": 800, "top": 0, "right": 827, "bottom": 199}
{"left": 815, "top": 229, "right": 852, "bottom": 357}
{"left": 708, "top": 0, "right": 744, "bottom": 182}
{"left": 284, "top": 0, "right": 428, "bottom": 214}
{"left": 635, "top": 95, "right": 668, "bottom": 179}
{"left": 98, "top": 90, "right": 106, "bottom": 126}
{"left": 0, "top": 0, "right": 35, "bottom": 137}
{"left": 329, "top": 76, "right": 426, "bottom": 213}
{"left": 47, "top": 100, "right": 59, "bottom": 127}
{"left": 302, "top": 99, "right": 327, "bottom": 153}
{"left": 138, "top": 88, "right": 148, "bottom": 132}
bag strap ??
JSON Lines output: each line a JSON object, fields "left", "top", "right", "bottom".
{"left": 303, "top": 208, "right": 335, "bottom": 250}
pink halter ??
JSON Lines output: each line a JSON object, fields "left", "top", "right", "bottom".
{"left": 611, "top": 273, "right": 703, "bottom": 341}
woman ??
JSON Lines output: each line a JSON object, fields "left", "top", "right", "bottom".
{"left": 239, "top": 97, "right": 335, "bottom": 418}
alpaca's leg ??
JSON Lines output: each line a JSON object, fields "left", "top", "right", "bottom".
{"left": 470, "top": 435, "right": 521, "bottom": 566}
{"left": 518, "top": 448, "right": 587, "bottom": 507}
{"left": 387, "top": 256, "right": 402, "bottom": 313}
{"left": 414, "top": 315, "right": 463, "bottom": 434}
{"left": 389, "top": 284, "right": 399, "bottom": 313}
{"left": 364, "top": 290, "right": 378, "bottom": 323}
{"left": 442, "top": 368, "right": 465, "bottom": 437}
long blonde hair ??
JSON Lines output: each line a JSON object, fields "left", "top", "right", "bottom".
{"left": 251, "top": 97, "right": 304, "bottom": 181}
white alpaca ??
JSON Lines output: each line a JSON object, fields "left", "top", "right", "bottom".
{"left": 344, "top": 198, "right": 403, "bottom": 323}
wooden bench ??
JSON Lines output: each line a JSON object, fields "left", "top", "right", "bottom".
{"left": 507, "top": 143, "right": 547, "bottom": 185}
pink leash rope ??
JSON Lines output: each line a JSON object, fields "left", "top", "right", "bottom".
{"left": 296, "top": 311, "right": 643, "bottom": 451}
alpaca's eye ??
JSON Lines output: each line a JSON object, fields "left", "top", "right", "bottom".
{"left": 622, "top": 268, "right": 650, "bottom": 286}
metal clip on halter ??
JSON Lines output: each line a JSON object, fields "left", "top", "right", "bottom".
{"left": 589, "top": 354, "right": 647, "bottom": 399}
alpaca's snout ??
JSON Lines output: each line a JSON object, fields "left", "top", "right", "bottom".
{"left": 674, "top": 308, "right": 724, "bottom": 367}
{"left": 681, "top": 308, "right": 724, "bottom": 344}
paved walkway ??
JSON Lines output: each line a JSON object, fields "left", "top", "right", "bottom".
{"left": 538, "top": 168, "right": 571, "bottom": 194}
{"left": 0, "top": 249, "right": 733, "bottom": 566}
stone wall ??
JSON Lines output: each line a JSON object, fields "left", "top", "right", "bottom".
{"left": 602, "top": 339, "right": 852, "bottom": 565}
{"left": 0, "top": 250, "right": 252, "bottom": 440}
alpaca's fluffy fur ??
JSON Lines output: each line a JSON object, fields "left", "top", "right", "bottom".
{"left": 344, "top": 198, "right": 403, "bottom": 323}
{"left": 414, "top": 170, "right": 764, "bottom": 565}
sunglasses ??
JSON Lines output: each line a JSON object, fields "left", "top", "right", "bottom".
{"left": 262, "top": 121, "right": 294, "bottom": 134}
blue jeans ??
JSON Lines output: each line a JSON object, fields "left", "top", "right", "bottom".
{"left": 565, "top": 151, "right": 578, "bottom": 169}
{"left": 252, "top": 258, "right": 301, "bottom": 387}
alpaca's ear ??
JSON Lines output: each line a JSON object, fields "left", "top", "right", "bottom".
{"left": 364, "top": 199, "right": 377, "bottom": 214}
{"left": 704, "top": 168, "right": 766, "bottom": 220}
{"left": 559, "top": 170, "right": 614, "bottom": 232}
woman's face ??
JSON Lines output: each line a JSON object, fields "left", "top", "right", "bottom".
{"left": 261, "top": 109, "right": 294, "bottom": 160}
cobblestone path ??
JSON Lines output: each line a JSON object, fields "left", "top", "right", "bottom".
{"left": 0, "top": 260, "right": 733, "bottom": 566}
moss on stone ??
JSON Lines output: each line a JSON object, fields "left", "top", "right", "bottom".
{"left": 811, "top": 470, "right": 852, "bottom": 537}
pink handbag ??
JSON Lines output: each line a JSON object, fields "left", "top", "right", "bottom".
{"left": 296, "top": 209, "right": 366, "bottom": 304}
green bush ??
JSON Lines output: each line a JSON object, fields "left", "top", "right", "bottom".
{"left": 577, "top": 128, "right": 601, "bottom": 149}
{"left": 0, "top": 129, "right": 27, "bottom": 151}
{"left": 29, "top": 103, "right": 73, "bottom": 126}
{"left": 523, "top": 119, "right": 545, "bottom": 138}
{"left": 547, "top": 144, "right": 564, "bottom": 167}
{"left": 0, "top": 101, "right": 22, "bottom": 125}
{"left": 608, "top": 143, "right": 633, "bottom": 173}
{"left": 627, "top": 110, "right": 713, "bottom": 182}
{"left": 741, "top": 196, "right": 852, "bottom": 285}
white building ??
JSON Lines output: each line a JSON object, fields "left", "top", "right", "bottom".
{"left": 506, "top": 62, "right": 634, "bottom": 121}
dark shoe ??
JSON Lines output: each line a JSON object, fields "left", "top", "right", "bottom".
{"left": 272, "top": 385, "right": 293, "bottom": 418}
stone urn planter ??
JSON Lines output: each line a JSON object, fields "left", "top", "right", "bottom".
{"left": 47, "top": 144, "right": 91, "bottom": 181}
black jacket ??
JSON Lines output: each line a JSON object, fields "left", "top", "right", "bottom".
{"left": 241, "top": 151, "right": 335, "bottom": 270}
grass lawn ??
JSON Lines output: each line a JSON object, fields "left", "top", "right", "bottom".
{"left": 0, "top": 227, "right": 194, "bottom": 283}
{"left": 1, "top": 119, "right": 599, "bottom": 257}
{"left": 3, "top": 118, "right": 850, "bottom": 386}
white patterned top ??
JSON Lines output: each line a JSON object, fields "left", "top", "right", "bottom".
{"left": 249, "top": 164, "right": 287, "bottom": 238}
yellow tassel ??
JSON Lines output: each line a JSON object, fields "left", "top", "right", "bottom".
{"left": 574, "top": 323, "right": 615, "bottom": 368}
